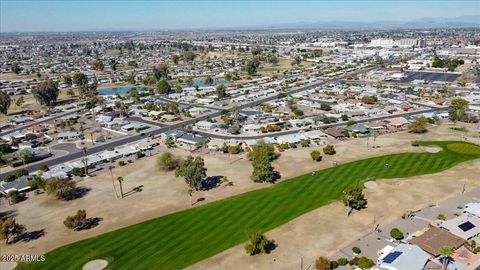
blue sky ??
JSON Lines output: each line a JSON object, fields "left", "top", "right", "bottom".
{"left": 1, "top": 0, "right": 479, "bottom": 32}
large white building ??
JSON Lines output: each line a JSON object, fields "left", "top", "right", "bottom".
{"left": 370, "top": 38, "right": 426, "bottom": 48}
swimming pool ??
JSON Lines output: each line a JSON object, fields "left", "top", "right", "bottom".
{"left": 97, "top": 86, "right": 146, "bottom": 95}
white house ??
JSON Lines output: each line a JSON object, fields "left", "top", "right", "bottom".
{"left": 196, "top": 121, "right": 218, "bottom": 130}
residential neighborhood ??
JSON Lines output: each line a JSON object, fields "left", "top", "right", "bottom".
{"left": 0, "top": 1, "right": 480, "bottom": 270}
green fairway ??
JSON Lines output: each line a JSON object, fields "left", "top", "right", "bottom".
{"left": 17, "top": 141, "right": 480, "bottom": 270}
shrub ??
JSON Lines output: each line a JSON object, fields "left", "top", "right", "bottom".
{"left": 71, "top": 167, "right": 82, "bottom": 176}
{"left": 244, "top": 231, "right": 274, "bottom": 255}
{"left": 157, "top": 152, "right": 182, "bottom": 171}
{"left": 118, "top": 161, "right": 126, "bottom": 166}
{"left": 352, "top": 246, "right": 361, "bottom": 254}
{"left": 28, "top": 176, "right": 45, "bottom": 190}
{"left": 64, "top": 209, "right": 87, "bottom": 230}
{"left": 356, "top": 257, "right": 375, "bottom": 269}
{"left": 323, "top": 144, "right": 336, "bottom": 155}
{"left": 39, "top": 164, "right": 49, "bottom": 172}
{"left": 315, "top": 256, "right": 331, "bottom": 270}
{"left": 136, "top": 151, "right": 145, "bottom": 159}
{"left": 437, "top": 213, "right": 446, "bottom": 221}
{"left": 336, "top": 258, "right": 348, "bottom": 266}
{"left": 301, "top": 139, "right": 311, "bottom": 147}
{"left": 310, "top": 150, "right": 322, "bottom": 162}
{"left": 3, "top": 174, "right": 16, "bottom": 182}
{"left": 390, "top": 228, "right": 404, "bottom": 240}
{"left": 228, "top": 145, "right": 242, "bottom": 154}
{"left": 14, "top": 169, "right": 28, "bottom": 178}
{"left": 7, "top": 190, "right": 25, "bottom": 204}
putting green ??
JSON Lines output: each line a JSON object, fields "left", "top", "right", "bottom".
{"left": 16, "top": 141, "right": 480, "bottom": 270}
{"left": 447, "top": 142, "right": 480, "bottom": 155}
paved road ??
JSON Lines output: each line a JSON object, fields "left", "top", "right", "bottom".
{"left": 0, "top": 63, "right": 414, "bottom": 179}
{"left": 189, "top": 107, "right": 442, "bottom": 140}
{"left": 0, "top": 108, "right": 83, "bottom": 137}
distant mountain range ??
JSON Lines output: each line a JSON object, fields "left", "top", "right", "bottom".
{"left": 248, "top": 15, "right": 480, "bottom": 30}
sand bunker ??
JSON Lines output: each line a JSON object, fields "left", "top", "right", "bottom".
{"left": 0, "top": 262, "right": 17, "bottom": 270}
{"left": 425, "top": 147, "right": 442, "bottom": 153}
{"left": 82, "top": 260, "right": 108, "bottom": 270}
{"left": 364, "top": 181, "right": 378, "bottom": 189}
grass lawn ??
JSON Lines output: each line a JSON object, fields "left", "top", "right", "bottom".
{"left": 17, "top": 141, "right": 480, "bottom": 270}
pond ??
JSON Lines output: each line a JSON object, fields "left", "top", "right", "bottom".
{"left": 97, "top": 86, "right": 146, "bottom": 96}
{"left": 186, "top": 79, "right": 229, "bottom": 88}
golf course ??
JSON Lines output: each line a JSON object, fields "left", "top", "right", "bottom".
{"left": 17, "top": 141, "right": 480, "bottom": 270}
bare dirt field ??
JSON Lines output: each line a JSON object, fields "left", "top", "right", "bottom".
{"left": 0, "top": 122, "right": 479, "bottom": 268}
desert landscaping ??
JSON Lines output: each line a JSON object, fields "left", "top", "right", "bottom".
{"left": 1, "top": 122, "right": 479, "bottom": 269}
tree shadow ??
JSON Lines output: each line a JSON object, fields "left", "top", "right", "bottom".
{"left": 81, "top": 217, "right": 103, "bottom": 230}
{"left": 264, "top": 240, "right": 278, "bottom": 254}
{"left": 201, "top": 176, "right": 222, "bottom": 190}
{"left": 15, "top": 229, "right": 45, "bottom": 243}
{"left": 0, "top": 209, "right": 17, "bottom": 220}
{"left": 122, "top": 185, "right": 143, "bottom": 198}
{"left": 192, "top": 197, "right": 205, "bottom": 205}
{"left": 63, "top": 187, "right": 91, "bottom": 201}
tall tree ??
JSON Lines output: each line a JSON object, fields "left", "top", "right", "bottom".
{"left": 157, "top": 80, "right": 171, "bottom": 95}
{"left": 449, "top": 98, "right": 469, "bottom": 122}
{"left": 245, "top": 57, "right": 261, "bottom": 75}
{"left": 0, "top": 218, "right": 26, "bottom": 244}
{"left": 153, "top": 64, "right": 169, "bottom": 80}
{"left": 32, "top": 79, "right": 59, "bottom": 107}
{"left": 117, "top": 177, "right": 124, "bottom": 198}
{"left": 171, "top": 54, "right": 180, "bottom": 64}
{"left": 181, "top": 50, "right": 195, "bottom": 62}
{"left": 92, "top": 60, "right": 104, "bottom": 71}
{"left": 109, "top": 59, "right": 118, "bottom": 71}
{"left": 45, "top": 178, "right": 77, "bottom": 200}
{"left": 0, "top": 91, "right": 12, "bottom": 115}
{"left": 409, "top": 116, "right": 428, "bottom": 133}
{"left": 248, "top": 143, "right": 280, "bottom": 183}
{"left": 175, "top": 156, "right": 207, "bottom": 191}
{"left": 343, "top": 184, "right": 367, "bottom": 215}
{"left": 251, "top": 158, "right": 280, "bottom": 183}
{"left": 72, "top": 72, "right": 88, "bottom": 86}
{"left": 438, "top": 246, "right": 455, "bottom": 270}
{"left": 216, "top": 84, "right": 227, "bottom": 99}
{"left": 82, "top": 147, "right": 89, "bottom": 175}
{"left": 78, "top": 84, "right": 97, "bottom": 99}
{"left": 63, "top": 75, "right": 73, "bottom": 86}
{"left": 11, "top": 62, "right": 22, "bottom": 74}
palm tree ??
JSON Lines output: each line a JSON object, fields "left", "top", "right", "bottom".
{"left": 438, "top": 246, "right": 455, "bottom": 270}
{"left": 80, "top": 157, "right": 89, "bottom": 176}
{"left": 117, "top": 177, "right": 124, "bottom": 198}
{"left": 81, "top": 147, "right": 89, "bottom": 175}
{"left": 108, "top": 166, "right": 118, "bottom": 198}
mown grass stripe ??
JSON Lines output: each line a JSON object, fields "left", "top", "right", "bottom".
{"left": 16, "top": 141, "right": 480, "bottom": 270}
